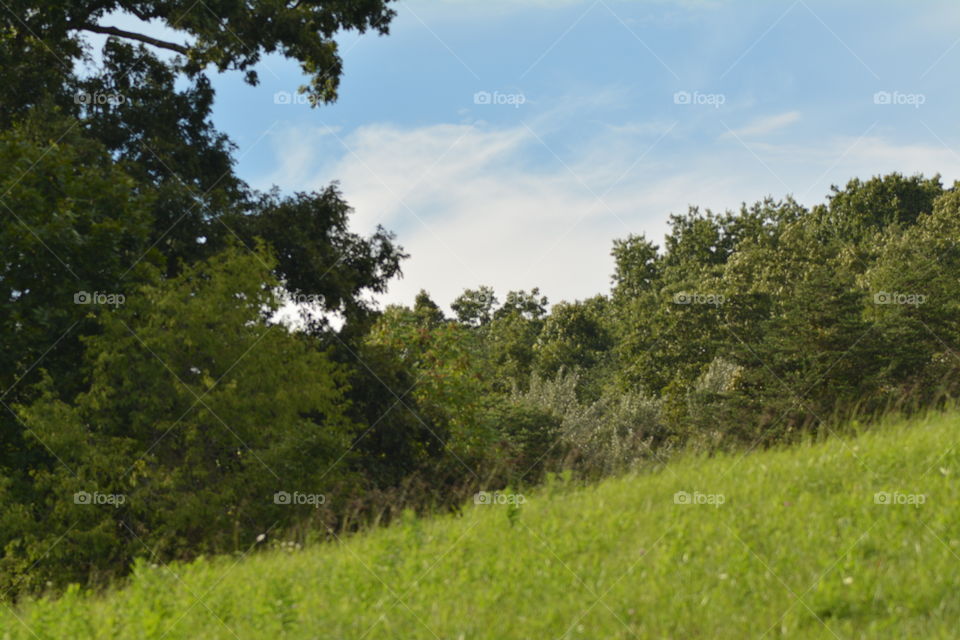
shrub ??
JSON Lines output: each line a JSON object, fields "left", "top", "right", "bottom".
{"left": 513, "top": 369, "right": 665, "bottom": 476}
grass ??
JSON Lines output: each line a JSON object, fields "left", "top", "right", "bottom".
{"left": 3, "top": 411, "right": 960, "bottom": 639}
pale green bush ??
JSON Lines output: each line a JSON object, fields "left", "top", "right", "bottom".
{"left": 513, "top": 368, "right": 665, "bottom": 475}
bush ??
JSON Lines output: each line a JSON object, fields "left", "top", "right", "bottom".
{"left": 514, "top": 369, "right": 665, "bottom": 476}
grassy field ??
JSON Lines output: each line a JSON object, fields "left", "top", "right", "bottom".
{"left": 3, "top": 411, "right": 959, "bottom": 639}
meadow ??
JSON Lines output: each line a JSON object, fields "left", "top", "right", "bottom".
{"left": 3, "top": 409, "right": 958, "bottom": 639}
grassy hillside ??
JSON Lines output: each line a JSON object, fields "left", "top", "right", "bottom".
{"left": 3, "top": 411, "right": 959, "bottom": 639}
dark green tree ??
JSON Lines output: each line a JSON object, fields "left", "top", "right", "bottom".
{"left": 1, "top": 0, "right": 397, "bottom": 117}
{"left": 451, "top": 286, "right": 499, "bottom": 327}
{"left": 6, "top": 244, "right": 356, "bottom": 595}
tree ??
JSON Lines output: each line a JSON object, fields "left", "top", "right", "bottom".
{"left": 0, "top": 0, "right": 422, "bottom": 601}
{"left": 0, "top": 3, "right": 409, "bottom": 523}
{"left": 819, "top": 173, "right": 942, "bottom": 242}
{"left": 5, "top": 244, "right": 356, "bottom": 595}
{"left": 1, "top": 1, "right": 397, "bottom": 111}
{"left": 495, "top": 288, "right": 548, "bottom": 321}
{"left": 413, "top": 290, "right": 446, "bottom": 327}
{"left": 368, "top": 305, "right": 490, "bottom": 438}
{"left": 0, "top": 116, "right": 156, "bottom": 479}
{"left": 725, "top": 260, "right": 881, "bottom": 437}
{"left": 534, "top": 296, "right": 613, "bottom": 400}
{"left": 611, "top": 234, "right": 660, "bottom": 302}
{"left": 77, "top": 40, "right": 244, "bottom": 276}
{"left": 451, "top": 286, "right": 499, "bottom": 327}
{"left": 234, "top": 186, "right": 407, "bottom": 335}
{"left": 863, "top": 185, "right": 960, "bottom": 403}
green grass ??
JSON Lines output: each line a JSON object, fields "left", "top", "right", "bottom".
{"left": 4, "top": 411, "right": 960, "bottom": 639}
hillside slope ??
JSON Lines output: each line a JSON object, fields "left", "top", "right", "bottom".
{"left": 3, "top": 412, "right": 959, "bottom": 639}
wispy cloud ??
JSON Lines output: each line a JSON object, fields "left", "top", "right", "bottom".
{"left": 720, "top": 111, "right": 801, "bottom": 139}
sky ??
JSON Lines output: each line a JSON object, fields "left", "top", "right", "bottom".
{"left": 101, "top": 0, "right": 960, "bottom": 312}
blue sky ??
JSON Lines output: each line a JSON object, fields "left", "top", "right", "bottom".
{"left": 107, "top": 0, "right": 960, "bottom": 310}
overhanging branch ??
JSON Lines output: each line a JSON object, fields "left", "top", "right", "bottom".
{"left": 78, "top": 23, "right": 189, "bottom": 54}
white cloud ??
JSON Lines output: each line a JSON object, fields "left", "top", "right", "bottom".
{"left": 720, "top": 111, "right": 801, "bottom": 139}
{"left": 264, "top": 119, "right": 706, "bottom": 309}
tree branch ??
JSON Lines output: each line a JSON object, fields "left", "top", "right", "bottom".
{"left": 127, "top": 7, "right": 152, "bottom": 21}
{"left": 77, "top": 23, "right": 189, "bottom": 54}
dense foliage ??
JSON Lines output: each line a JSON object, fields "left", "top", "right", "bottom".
{"left": 2, "top": 0, "right": 959, "bottom": 601}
